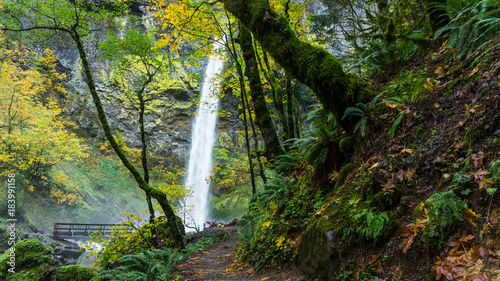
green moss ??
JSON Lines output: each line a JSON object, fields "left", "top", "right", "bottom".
{"left": 297, "top": 217, "right": 339, "bottom": 278}
{"left": 13, "top": 239, "right": 51, "bottom": 268}
{"left": 9, "top": 263, "right": 58, "bottom": 281}
{"left": 384, "top": 20, "right": 397, "bottom": 42}
{"left": 58, "top": 265, "right": 97, "bottom": 281}
{"left": 210, "top": 193, "right": 250, "bottom": 221}
{"left": 334, "top": 162, "right": 354, "bottom": 191}
{"left": 370, "top": 186, "right": 401, "bottom": 210}
{"left": 339, "top": 136, "right": 356, "bottom": 155}
{"left": 463, "top": 127, "right": 487, "bottom": 148}
{"left": 360, "top": 173, "right": 380, "bottom": 201}
{"left": 0, "top": 239, "right": 58, "bottom": 280}
{"left": 409, "top": 35, "right": 431, "bottom": 50}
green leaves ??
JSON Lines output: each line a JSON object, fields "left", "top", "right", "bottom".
{"left": 100, "top": 29, "right": 159, "bottom": 68}
{"left": 292, "top": 110, "right": 336, "bottom": 166}
{"left": 1, "top": 0, "right": 129, "bottom": 42}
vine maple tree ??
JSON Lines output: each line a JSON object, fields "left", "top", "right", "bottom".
{"left": 0, "top": 44, "right": 87, "bottom": 205}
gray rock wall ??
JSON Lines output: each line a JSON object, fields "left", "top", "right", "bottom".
{"left": 46, "top": 2, "right": 241, "bottom": 163}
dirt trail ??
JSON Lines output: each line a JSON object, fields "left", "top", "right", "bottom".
{"left": 176, "top": 226, "right": 281, "bottom": 281}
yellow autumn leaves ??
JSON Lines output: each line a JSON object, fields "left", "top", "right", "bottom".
{"left": 0, "top": 39, "right": 87, "bottom": 203}
{"left": 148, "top": 0, "right": 314, "bottom": 56}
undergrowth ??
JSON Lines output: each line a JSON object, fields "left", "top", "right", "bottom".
{"left": 98, "top": 232, "right": 226, "bottom": 280}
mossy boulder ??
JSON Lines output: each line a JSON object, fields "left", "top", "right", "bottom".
{"left": 8, "top": 263, "right": 58, "bottom": 281}
{"left": 57, "top": 265, "right": 97, "bottom": 281}
{"left": 339, "top": 135, "right": 356, "bottom": 155}
{"left": 13, "top": 239, "right": 52, "bottom": 268}
{"left": 297, "top": 217, "right": 345, "bottom": 280}
{"left": 0, "top": 239, "right": 58, "bottom": 280}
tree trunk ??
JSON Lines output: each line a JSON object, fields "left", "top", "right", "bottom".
{"left": 426, "top": 0, "right": 450, "bottom": 35}
{"left": 293, "top": 94, "right": 301, "bottom": 138}
{"left": 238, "top": 24, "right": 284, "bottom": 158}
{"left": 245, "top": 96, "right": 267, "bottom": 185}
{"left": 254, "top": 43, "right": 288, "bottom": 140}
{"left": 240, "top": 85, "right": 257, "bottom": 195}
{"left": 285, "top": 76, "right": 294, "bottom": 140}
{"left": 138, "top": 86, "right": 157, "bottom": 247}
{"left": 71, "top": 30, "right": 185, "bottom": 249}
{"left": 223, "top": 0, "right": 362, "bottom": 130}
{"left": 226, "top": 24, "right": 257, "bottom": 194}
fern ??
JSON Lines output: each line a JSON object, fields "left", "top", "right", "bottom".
{"left": 291, "top": 113, "right": 336, "bottom": 166}
{"left": 273, "top": 154, "right": 301, "bottom": 173}
{"left": 342, "top": 106, "right": 364, "bottom": 118}
{"left": 389, "top": 113, "right": 404, "bottom": 138}
{"left": 99, "top": 248, "right": 182, "bottom": 281}
{"left": 414, "top": 190, "right": 467, "bottom": 242}
{"left": 352, "top": 207, "right": 389, "bottom": 240}
{"left": 342, "top": 92, "right": 385, "bottom": 137}
{"left": 350, "top": 38, "right": 420, "bottom": 77}
{"left": 256, "top": 174, "right": 288, "bottom": 208}
{"left": 434, "top": 0, "right": 500, "bottom": 59}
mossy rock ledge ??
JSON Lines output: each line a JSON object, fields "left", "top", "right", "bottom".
{"left": 297, "top": 217, "right": 346, "bottom": 280}
{"left": 0, "top": 239, "right": 96, "bottom": 281}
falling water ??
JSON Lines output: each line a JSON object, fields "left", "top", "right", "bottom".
{"left": 184, "top": 46, "right": 224, "bottom": 229}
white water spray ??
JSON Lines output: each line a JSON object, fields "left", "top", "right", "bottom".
{"left": 184, "top": 45, "right": 224, "bottom": 229}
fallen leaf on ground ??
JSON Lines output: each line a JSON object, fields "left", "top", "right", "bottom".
{"left": 464, "top": 208, "right": 479, "bottom": 223}
{"left": 468, "top": 272, "right": 490, "bottom": 281}
{"left": 470, "top": 152, "right": 485, "bottom": 168}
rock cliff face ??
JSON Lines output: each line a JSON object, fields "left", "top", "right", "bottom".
{"left": 50, "top": 2, "right": 240, "bottom": 163}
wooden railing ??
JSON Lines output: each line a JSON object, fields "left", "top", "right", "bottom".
{"left": 53, "top": 223, "right": 131, "bottom": 237}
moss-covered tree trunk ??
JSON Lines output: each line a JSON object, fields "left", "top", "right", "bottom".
{"left": 71, "top": 30, "right": 185, "bottom": 250}
{"left": 138, "top": 83, "right": 158, "bottom": 247}
{"left": 285, "top": 76, "right": 295, "bottom": 140}
{"left": 226, "top": 23, "right": 257, "bottom": 194}
{"left": 223, "top": 0, "right": 362, "bottom": 130}
{"left": 254, "top": 43, "right": 288, "bottom": 140}
{"left": 293, "top": 95, "right": 301, "bottom": 138}
{"left": 240, "top": 86, "right": 257, "bottom": 195}
{"left": 246, "top": 100, "right": 267, "bottom": 185}
{"left": 238, "top": 24, "right": 284, "bottom": 158}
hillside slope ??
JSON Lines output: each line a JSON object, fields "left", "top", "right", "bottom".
{"left": 237, "top": 40, "right": 500, "bottom": 280}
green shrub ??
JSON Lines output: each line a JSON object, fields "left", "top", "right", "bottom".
{"left": 98, "top": 233, "right": 222, "bottom": 281}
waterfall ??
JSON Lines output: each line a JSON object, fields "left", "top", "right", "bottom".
{"left": 184, "top": 46, "right": 224, "bottom": 230}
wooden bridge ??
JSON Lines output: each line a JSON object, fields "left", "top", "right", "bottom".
{"left": 53, "top": 223, "right": 132, "bottom": 237}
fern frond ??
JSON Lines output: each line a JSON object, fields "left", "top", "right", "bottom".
{"left": 389, "top": 114, "right": 404, "bottom": 138}
{"left": 342, "top": 106, "right": 364, "bottom": 120}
